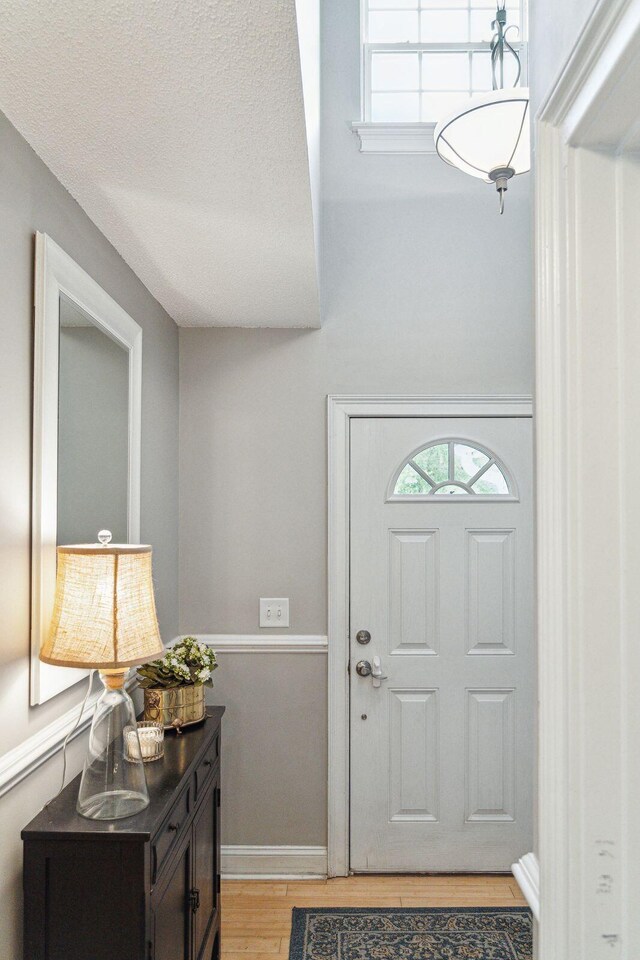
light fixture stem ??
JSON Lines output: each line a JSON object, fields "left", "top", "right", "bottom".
{"left": 489, "top": 166, "right": 515, "bottom": 215}
{"left": 491, "top": 2, "right": 521, "bottom": 91}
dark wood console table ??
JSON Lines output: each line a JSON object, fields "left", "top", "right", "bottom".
{"left": 22, "top": 707, "right": 224, "bottom": 960}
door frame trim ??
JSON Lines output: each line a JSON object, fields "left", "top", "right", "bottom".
{"left": 327, "top": 395, "right": 533, "bottom": 877}
{"left": 535, "top": 0, "right": 640, "bottom": 952}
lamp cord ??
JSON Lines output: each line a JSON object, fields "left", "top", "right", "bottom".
{"left": 45, "top": 670, "right": 96, "bottom": 808}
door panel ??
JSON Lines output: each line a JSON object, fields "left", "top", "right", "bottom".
{"left": 466, "top": 529, "right": 515, "bottom": 654}
{"left": 349, "top": 417, "right": 533, "bottom": 872}
{"left": 389, "top": 530, "right": 439, "bottom": 654}
{"left": 389, "top": 688, "right": 439, "bottom": 821}
{"left": 465, "top": 688, "right": 515, "bottom": 821}
{"left": 151, "top": 839, "right": 191, "bottom": 960}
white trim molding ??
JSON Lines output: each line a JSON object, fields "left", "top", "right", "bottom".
{"left": 328, "top": 394, "right": 532, "bottom": 418}
{"left": 185, "top": 635, "right": 328, "bottom": 654}
{"left": 351, "top": 122, "right": 436, "bottom": 154}
{"left": 221, "top": 845, "right": 328, "bottom": 879}
{"left": 327, "top": 395, "right": 532, "bottom": 878}
{"left": 31, "top": 233, "right": 142, "bottom": 705}
{"left": 535, "top": 0, "right": 640, "bottom": 955}
{"left": 512, "top": 853, "right": 540, "bottom": 922}
{"left": 0, "top": 685, "right": 97, "bottom": 800}
{"left": 0, "top": 674, "right": 137, "bottom": 800}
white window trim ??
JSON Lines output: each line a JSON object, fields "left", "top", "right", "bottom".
{"left": 327, "top": 394, "right": 533, "bottom": 878}
{"left": 351, "top": 120, "right": 437, "bottom": 154}
{"left": 354, "top": 1, "right": 528, "bottom": 154}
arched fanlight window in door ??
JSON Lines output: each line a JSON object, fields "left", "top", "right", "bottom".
{"left": 390, "top": 440, "right": 515, "bottom": 499}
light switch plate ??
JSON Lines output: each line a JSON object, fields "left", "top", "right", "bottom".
{"left": 260, "top": 598, "right": 290, "bottom": 628}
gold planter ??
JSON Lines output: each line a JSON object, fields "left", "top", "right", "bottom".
{"left": 143, "top": 684, "right": 206, "bottom": 732}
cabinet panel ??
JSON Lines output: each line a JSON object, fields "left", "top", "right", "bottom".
{"left": 192, "top": 776, "right": 218, "bottom": 960}
{"left": 24, "top": 841, "right": 144, "bottom": 960}
{"left": 152, "top": 838, "right": 192, "bottom": 960}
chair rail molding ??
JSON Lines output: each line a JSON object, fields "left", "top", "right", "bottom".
{"left": 0, "top": 674, "right": 137, "bottom": 800}
{"left": 535, "top": 0, "right": 640, "bottom": 955}
{"left": 183, "top": 635, "right": 328, "bottom": 654}
{"left": 0, "top": 632, "right": 328, "bottom": 801}
{"left": 327, "top": 395, "right": 533, "bottom": 879}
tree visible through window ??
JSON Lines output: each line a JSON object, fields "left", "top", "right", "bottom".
{"left": 393, "top": 441, "right": 511, "bottom": 496}
{"left": 363, "top": 0, "right": 527, "bottom": 123}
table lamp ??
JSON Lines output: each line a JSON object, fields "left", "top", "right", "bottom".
{"left": 40, "top": 531, "right": 164, "bottom": 820}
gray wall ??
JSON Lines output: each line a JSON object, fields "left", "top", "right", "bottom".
{"left": 207, "top": 655, "right": 327, "bottom": 846}
{"left": 180, "top": 0, "right": 533, "bottom": 848}
{"left": 0, "top": 111, "right": 179, "bottom": 958}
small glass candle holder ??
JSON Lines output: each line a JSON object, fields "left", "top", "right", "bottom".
{"left": 125, "top": 721, "right": 164, "bottom": 763}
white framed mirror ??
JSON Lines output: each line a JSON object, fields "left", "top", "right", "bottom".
{"left": 31, "top": 233, "right": 142, "bottom": 705}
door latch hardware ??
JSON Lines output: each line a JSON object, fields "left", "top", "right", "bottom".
{"left": 356, "top": 630, "right": 371, "bottom": 645}
{"left": 355, "top": 657, "right": 388, "bottom": 686}
{"left": 189, "top": 888, "right": 201, "bottom": 913}
{"left": 356, "top": 660, "right": 372, "bottom": 677}
{"left": 371, "top": 655, "right": 388, "bottom": 688}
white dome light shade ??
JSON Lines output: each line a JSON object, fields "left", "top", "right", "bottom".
{"left": 434, "top": 88, "right": 530, "bottom": 183}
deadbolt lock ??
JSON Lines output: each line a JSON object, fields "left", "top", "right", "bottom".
{"left": 356, "top": 630, "right": 371, "bottom": 645}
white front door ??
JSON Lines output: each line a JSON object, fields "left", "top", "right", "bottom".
{"left": 349, "top": 417, "right": 534, "bottom": 872}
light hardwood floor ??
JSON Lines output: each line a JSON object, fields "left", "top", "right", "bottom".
{"left": 221, "top": 874, "right": 527, "bottom": 959}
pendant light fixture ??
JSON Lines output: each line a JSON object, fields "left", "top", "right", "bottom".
{"left": 434, "top": 2, "right": 530, "bottom": 213}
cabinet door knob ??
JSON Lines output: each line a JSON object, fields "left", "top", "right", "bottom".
{"left": 167, "top": 822, "right": 179, "bottom": 832}
{"left": 203, "top": 759, "right": 213, "bottom": 767}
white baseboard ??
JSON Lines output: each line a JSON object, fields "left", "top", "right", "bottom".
{"left": 512, "top": 852, "right": 540, "bottom": 921}
{"left": 221, "top": 844, "right": 328, "bottom": 879}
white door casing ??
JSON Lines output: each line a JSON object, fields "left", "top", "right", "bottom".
{"left": 535, "top": 0, "right": 640, "bottom": 960}
{"left": 536, "top": 0, "right": 640, "bottom": 953}
{"left": 349, "top": 417, "right": 534, "bottom": 872}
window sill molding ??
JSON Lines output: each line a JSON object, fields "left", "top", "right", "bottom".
{"left": 351, "top": 122, "right": 436, "bottom": 154}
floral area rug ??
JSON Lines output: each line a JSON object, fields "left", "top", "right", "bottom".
{"left": 289, "top": 906, "right": 533, "bottom": 959}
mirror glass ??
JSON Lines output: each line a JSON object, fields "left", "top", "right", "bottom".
{"left": 57, "top": 293, "right": 129, "bottom": 545}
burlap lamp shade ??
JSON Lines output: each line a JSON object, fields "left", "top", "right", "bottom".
{"left": 40, "top": 544, "right": 164, "bottom": 669}
{"left": 40, "top": 540, "right": 165, "bottom": 820}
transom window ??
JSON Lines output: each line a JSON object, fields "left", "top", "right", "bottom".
{"left": 363, "top": 0, "right": 527, "bottom": 123}
{"left": 392, "top": 441, "right": 512, "bottom": 496}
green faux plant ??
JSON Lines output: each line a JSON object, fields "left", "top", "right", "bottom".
{"left": 137, "top": 636, "right": 218, "bottom": 689}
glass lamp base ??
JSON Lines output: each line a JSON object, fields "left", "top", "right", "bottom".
{"left": 77, "top": 670, "right": 150, "bottom": 821}
{"left": 77, "top": 789, "right": 149, "bottom": 820}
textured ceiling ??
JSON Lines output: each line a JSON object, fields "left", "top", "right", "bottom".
{"left": 0, "top": 1, "right": 320, "bottom": 327}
